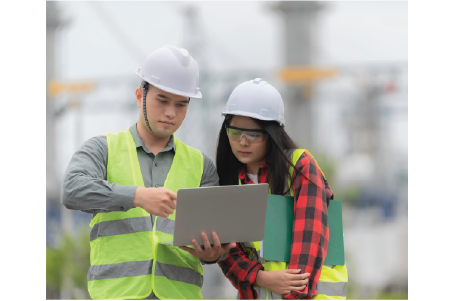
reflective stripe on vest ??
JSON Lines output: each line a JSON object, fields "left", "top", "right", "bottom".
{"left": 242, "top": 149, "right": 348, "bottom": 300}
{"left": 155, "top": 216, "right": 175, "bottom": 234}
{"left": 315, "top": 280, "right": 348, "bottom": 298}
{"left": 90, "top": 216, "right": 153, "bottom": 241}
{"left": 87, "top": 129, "right": 204, "bottom": 300}
{"left": 88, "top": 259, "right": 153, "bottom": 281}
{"left": 87, "top": 259, "right": 203, "bottom": 287}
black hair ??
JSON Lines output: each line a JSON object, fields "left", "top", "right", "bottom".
{"left": 216, "top": 114, "right": 301, "bottom": 195}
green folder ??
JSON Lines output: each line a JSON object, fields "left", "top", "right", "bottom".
{"left": 262, "top": 195, "right": 345, "bottom": 266}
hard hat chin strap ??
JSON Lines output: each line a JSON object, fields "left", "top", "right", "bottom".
{"left": 142, "top": 82, "right": 154, "bottom": 133}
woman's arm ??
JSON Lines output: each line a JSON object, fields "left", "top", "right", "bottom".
{"left": 284, "top": 152, "right": 332, "bottom": 299}
{"left": 218, "top": 243, "right": 264, "bottom": 299}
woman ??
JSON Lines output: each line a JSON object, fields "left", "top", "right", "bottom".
{"left": 216, "top": 78, "right": 348, "bottom": 300}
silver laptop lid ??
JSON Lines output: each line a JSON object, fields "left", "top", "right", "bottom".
{"left": 172, "top": 183, "right": 269, "bottom": 246}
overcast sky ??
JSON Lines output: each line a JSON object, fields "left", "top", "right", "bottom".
{"left": 56, "top": 1, "right": 408, "bottom": 81}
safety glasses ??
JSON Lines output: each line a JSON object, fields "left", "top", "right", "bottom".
{"left": 225, "top": 125, "right": 267, "bottom": 144}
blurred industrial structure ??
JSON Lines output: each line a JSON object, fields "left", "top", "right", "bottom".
{"left": 46, "top": 1, "right": 408, "bottom": 299}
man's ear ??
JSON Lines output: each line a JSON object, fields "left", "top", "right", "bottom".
{"left": 135, "top": 88, "right": 142, "bottom": 109}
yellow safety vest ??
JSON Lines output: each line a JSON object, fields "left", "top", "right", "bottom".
{"left": 87, "top": 129, "right": 204, "bottom": 300}
{"left": 240, "top": 149, "right": 348, "bottom": 300}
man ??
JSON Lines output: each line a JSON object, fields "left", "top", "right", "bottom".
{"left": 62, "top": 45, "right": 235, "bottom": 300}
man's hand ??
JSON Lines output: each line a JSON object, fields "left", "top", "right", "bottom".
{"left": 255, "top": 269, "right": 310, "bottom": 296}
{"left": 179, "top": 232, "right": 236, "bottom": 262}
{"left": 132, "top": 187, "right": 177, "bottom": 218}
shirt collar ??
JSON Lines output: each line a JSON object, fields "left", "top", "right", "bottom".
{"left": 238, "top": 161, "right": 270, "bottom": 182}
{"left": 129, "top": 123, "right": 176, "bottom": 153}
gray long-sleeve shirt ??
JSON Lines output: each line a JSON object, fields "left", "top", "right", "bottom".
{"left": 62, "top": 123, "right": 219, "bottom": 215}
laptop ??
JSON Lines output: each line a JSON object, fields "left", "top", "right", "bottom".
{"left": 161, "top": 183, "right": 269, "bottom": 246}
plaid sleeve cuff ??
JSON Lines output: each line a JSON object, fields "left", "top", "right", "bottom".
{"left": 239, "top": 264, "right": 264, "bottom": 299}
{"left": 249, "top": 264, "right": 263, "bottom": 288}
{"left": 283, "top": 289, "right": 312, "bottom": 299}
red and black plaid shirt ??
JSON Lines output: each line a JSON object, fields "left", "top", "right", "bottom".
{"left": 218, "top": 152, "right": 334, "bottom": 299}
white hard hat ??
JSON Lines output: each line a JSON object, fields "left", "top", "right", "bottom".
{"left": 136, "top": 45, "right": 202, "bottom": 98}
{"left": 222, "top": 78, "right": 285, "bottom": 126}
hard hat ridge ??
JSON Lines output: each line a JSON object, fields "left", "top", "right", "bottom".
{"left": 135, "top": 45, "right": 202, "bottom": 98}
{"left": 163, "top": 45, "right": 191, "bottom": 67}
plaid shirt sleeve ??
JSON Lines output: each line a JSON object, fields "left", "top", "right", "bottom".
{"left": 283, "top": 152, "right": 333, "bottom": 299}
{"left": 218, "top": 243, "right": 264, "bottom": 299}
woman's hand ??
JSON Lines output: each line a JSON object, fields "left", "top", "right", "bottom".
{"left": 255, "top": 269, "right": 310, "bottom": 296}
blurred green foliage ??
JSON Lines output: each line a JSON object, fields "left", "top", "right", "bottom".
{"left": 303, "top": 149, "right": 336, "bottom": 186}
{"left": 336, "top": 184, "right": 361, "bottom": 206}
{"left": 303, "top": 149, "right": 361, "bottom": 206}
{"left": 46, "top": 227, "right": 91, "bottom": 299}
{"left": 374, "top": 291, "right": 408, "bottom": 300}
{"left": 402, "top": 168, "right": 408, "bottom": 185}
{"left": 347, "top": 288, "right": 408, "bottom": 300}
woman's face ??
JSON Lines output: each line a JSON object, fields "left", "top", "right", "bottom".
{"left": 228, "top": 115, "right": 269, "bottom": 169}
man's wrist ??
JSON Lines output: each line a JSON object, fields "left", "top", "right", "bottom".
{"left": 132, "top": 187, "right": 144, "bottom": 208}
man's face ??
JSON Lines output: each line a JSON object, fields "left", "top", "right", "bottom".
{"left": 136, "top": 85, "right": 189, "bottom": 138}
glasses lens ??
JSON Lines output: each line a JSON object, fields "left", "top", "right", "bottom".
{"left": 227, "top": 127, "right": 266, "bottom": 143}
{"left": 226, "top": 128, "right": 241, "bottom": 140}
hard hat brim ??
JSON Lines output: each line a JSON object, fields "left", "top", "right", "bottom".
{"left": 136, "top": 73, "right": 202, "bottom": 99}
{"left": 222, "top": 110, "right": 285, "bottom": 126}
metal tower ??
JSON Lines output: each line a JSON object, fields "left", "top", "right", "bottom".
{"left": 47, "top": 2, "right": 69, "bottom": 204}
{"left": 271, "top": 1, "right": 325, "bottom": 149}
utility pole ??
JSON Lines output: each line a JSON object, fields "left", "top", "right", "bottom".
{"left": 47, "top": 3, "right": 73, "bottom": 298}
{"left": 47, "top": 1, "right": 66, "bottom": 206}
{"left": 47, "top": 2, "right": 75, "bottom": 233}
{"left": 178, "top": 5, "right": 216, "bottom": 157}
{"left": 182, "top": 5, "right": 205, "bottom": 67}
{"left": 364, "top": 75, "right": 384, "bottom": 189}
{"left": 271, "top": 1, "right": 325, "bottom": 149}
